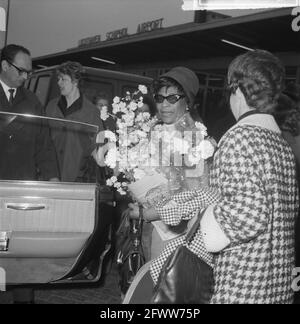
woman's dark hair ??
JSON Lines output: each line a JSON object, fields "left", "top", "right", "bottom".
{"left": 152, "top": 77, "right": 185, "bottom": 97}
{"left": 56, "top": 61, "right": 84, "bottom": 85}
{"left": 283, "top": 82, "right": 300, "bottom": 103}
{"left": 273, "top": 93, "right": 300, "bottom": 136}
{"left": 227, "top": 49, "right": 285, "bottom": 113}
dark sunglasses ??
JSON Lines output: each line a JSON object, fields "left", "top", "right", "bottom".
{"left": 6, "top": 59, "right": 33, "bottom": 78}
{"left": 154, "top": 94, "right": 185, "bottom": 104}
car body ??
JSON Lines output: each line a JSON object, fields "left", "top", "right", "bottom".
{"left": 26, "top": 65, "right": 152, "bottom": 109}
{"left": 0, "top": 67, "right": 152, "bottom": 290}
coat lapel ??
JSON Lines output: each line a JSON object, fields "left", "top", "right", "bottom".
{"left": 0, "top": 83, "right": 10, "bottom": 110}
{"left": 0, "top": 84, "right": 17, "bottom": 131}
{"left": 12, "top": 87, "right": 26, "bottom": 109}
{"left": 0, "top": 87, "right": 28, "bottom": 134}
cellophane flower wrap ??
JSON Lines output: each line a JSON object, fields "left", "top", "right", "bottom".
{"left": 98, "top": 85, "right": 216, "bottom": 208}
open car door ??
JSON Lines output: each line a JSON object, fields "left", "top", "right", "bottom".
{"left": 0, "top": 111, "right": 114, "bottom": 289}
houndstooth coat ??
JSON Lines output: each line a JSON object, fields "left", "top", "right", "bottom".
{"left": 150, "top": 113, "right": 298, "bottom": 304}
{"left": 208, "top": 113, "right": 298, "bottom": 304}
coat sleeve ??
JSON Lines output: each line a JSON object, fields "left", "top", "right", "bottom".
{"left": 211, "top": 126, "right": 270, "bottom": 246}
{"left": 155, "top": 187, "right": 220, "bottom": 226}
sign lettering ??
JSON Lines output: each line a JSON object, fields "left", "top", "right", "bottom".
{"left": 136, "top": 18, "right": 164, "bottom": 33}
{"left": 78, "top": 34, "right": 101, "bottom": 47}
{"left": 106, "top": 28, "right": 128, "bottom": 41}
{"left": 78, "top": 18, "right": 164, "bottom": 47}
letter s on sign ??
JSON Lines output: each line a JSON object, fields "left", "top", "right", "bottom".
{"left": 291, "top": 7, "right": 300, "bottom": 32}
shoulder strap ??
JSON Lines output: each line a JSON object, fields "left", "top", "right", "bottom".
{"left": 185, "top": 209, "right": 205, "bottom": 244}
{"left": 132, "top": 204, "right": 144, "bottom": 242}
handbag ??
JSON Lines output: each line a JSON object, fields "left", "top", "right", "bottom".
{"left": 151, "top": 210, "right": 214, "bottom": 304}
{"left": 116, "top": 205, "right": 146, "bottom": 295}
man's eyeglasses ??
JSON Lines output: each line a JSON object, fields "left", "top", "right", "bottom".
{"left": 154, "top": 94, "right": 185, "bottom": 104}
{"left": 6, "top": 60, "right": 33, "bottom": 78}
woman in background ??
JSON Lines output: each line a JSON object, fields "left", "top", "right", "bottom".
{"left": 93, "top": 91, "right": 109, "bottom": 113}
{"left": 46, "top": 61, "right": 103, "bottom": 182}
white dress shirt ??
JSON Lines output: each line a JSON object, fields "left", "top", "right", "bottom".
{"left": 0, "top": 78, "right": 16, "bottom": 102}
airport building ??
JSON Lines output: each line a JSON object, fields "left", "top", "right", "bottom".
{"left": 32, "top": 7, "right": 300, "bottom": 130}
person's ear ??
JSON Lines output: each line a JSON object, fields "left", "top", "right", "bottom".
{"left": 72, "top": 78, "right": 79, "bottom": 87}
{"left": 184, "top": 98, "right": 190, "bottom": 111}
{"left": 1, "top": 60, "right": 9, "bottom": 72}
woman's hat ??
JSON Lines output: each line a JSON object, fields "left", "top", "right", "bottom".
{"left": 160, "top": 66, "right": 199, "bottom": 106}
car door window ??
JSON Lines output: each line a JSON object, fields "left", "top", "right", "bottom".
{"left": 82, "top": 78, "right": 114, "bottom": 106}
{"left": 34, "top": 75, "right": 51, "bottom": 106}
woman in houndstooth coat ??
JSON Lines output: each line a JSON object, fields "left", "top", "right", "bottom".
{"left": 150, "top": 50, "right": 299, "bottom": 304}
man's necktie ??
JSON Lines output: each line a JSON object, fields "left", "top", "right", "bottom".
{"left": 8, "top": 88, "right": 15, "bottom": 105}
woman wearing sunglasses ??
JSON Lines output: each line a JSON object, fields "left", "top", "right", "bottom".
{"left": 127, "top": 67, "right": 213, "bottom": 261}
{"left": 122, "top": 67, "right": 217, "bottom": 303}
{"left": 153, "top": 66, "right": 200, "bottom": 125}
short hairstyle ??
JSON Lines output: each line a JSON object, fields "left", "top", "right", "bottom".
{"left": 0, "top": 44, "right": 31, "bottom": 69}
{"left": 227, "top": 49, "right": 285, "bottom": 113}
{"left": 56, "top": 61, "right": 84, "bottom": 83}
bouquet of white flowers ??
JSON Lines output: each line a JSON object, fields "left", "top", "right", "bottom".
{"left": 97, "top": 85, "right": 216, "bottom": 208}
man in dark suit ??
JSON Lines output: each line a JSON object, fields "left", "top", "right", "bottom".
{"left": 0, "top": 44, "right": 59, "bottom": 181}
{"left": 0, "top": 44, "right": 59, "bottom": 304}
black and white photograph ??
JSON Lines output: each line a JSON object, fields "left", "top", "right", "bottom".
{"left": 0, "top": 0, "right": 300, "bottom": 306}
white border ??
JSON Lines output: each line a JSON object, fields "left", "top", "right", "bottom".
{"left": 182, "top": 0, "right": 300, "bottom": 10}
